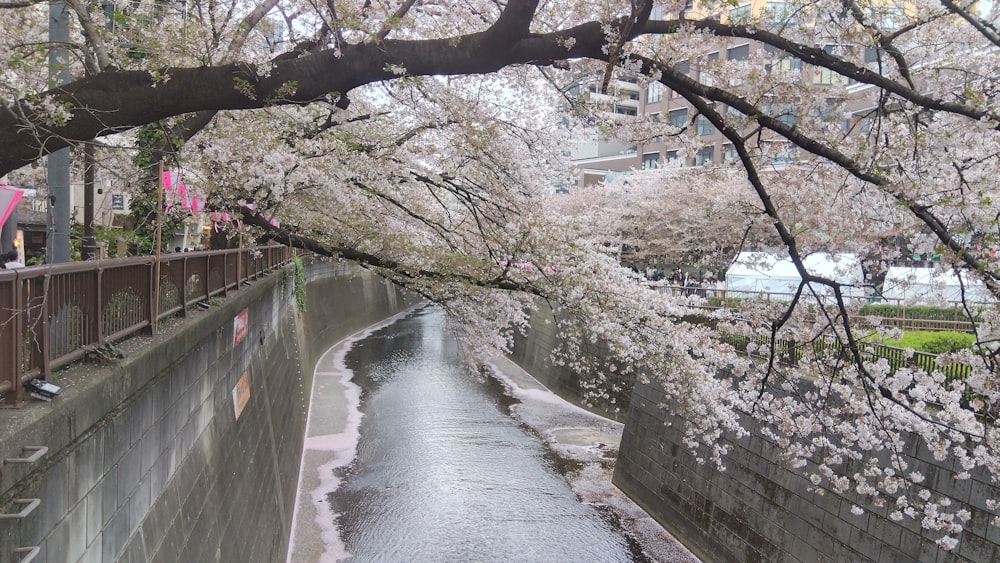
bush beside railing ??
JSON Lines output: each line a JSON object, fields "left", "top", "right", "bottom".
{"left": 0, "top": 246, "right": 295, "bottom": 405}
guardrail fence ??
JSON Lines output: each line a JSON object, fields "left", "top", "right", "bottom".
{"left": 0, "top": 246, "right": 294, "bottom": 406}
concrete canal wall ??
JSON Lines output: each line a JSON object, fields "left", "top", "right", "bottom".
{"left": 613, "top": 378, "right": 1000, "bottom": 563}
{"left": 507, "top": 308, "right": 1000, "bottom": 563}
{"left": 507, "top": 303, "right": 634, "bottom": 424}
{"left": 0, "top": 259, "right": 415, "bottom": 563}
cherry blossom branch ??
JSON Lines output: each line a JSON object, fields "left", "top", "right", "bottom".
{"left": 938, "top": 0, "right": 1000, "bottom": 48}
{"left": 239, "top": 207, "right": 546, "bottom": 296}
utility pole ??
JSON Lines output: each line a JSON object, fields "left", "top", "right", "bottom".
{"left": 47, "top": 0, "right": 71, "bottom": 263}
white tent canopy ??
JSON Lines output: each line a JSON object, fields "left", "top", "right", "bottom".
{"left": 725, "top": 252, "right": 866, "bottom": 299}
{"left": 881, "top": 266, "right": 995, "bottom": 305}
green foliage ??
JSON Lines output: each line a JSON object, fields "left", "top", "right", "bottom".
{"left": 129, "top": 124, "right": 187, "bottom": 255}
{"left": 292, "top": 255, "right": 306, "bottom": 312}
{"left": 879, "top": 330, "right": 976, "bottom": 354}
{"left": 69, "top": 223, "right": 125, "bottom": 260}
{"left": 721, "top": 330, "right": 974, "bottom": 381}
{"left": 860, "top": 303, "right": 982, "bottom": 323}
{"left": 84, "top": 342, "right": 127, "bottom": 365}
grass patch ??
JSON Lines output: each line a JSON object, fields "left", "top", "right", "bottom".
{"left": 875, "top": 330, "right": 975, "bottom": 354}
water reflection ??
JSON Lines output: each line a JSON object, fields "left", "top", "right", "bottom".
{"left": 331, "top": 307, "right": 646, "bottom": 562}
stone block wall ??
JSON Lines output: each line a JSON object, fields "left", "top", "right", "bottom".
{"left": 508, "top": 304, "right": 1000, "bottom": 562}
{"left": 0, "top": 259, "right": 414, "bottom": 563}
{"left": 613, "top": 379, "right": 1000, "bottom": 563}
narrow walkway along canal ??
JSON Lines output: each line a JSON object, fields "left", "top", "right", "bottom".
{"left": 287, "top": 306, "right": 698, "bottom": 562}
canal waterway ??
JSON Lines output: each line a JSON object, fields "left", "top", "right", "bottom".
{"left": 287, "top": 306, "right": 698, "bottom": 562}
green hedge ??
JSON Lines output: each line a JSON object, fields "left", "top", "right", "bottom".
{"left": 860, "top": 303, "right": 981, "bottom": 323}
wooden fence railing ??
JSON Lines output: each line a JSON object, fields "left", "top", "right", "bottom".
{"left": 0, "top": 246, "right": 295, "bottom": 406}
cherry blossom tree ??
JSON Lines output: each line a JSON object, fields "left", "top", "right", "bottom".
{"left": 2, "top": 0, "right": 1000, "bottom": 548}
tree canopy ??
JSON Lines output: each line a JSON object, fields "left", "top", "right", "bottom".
{"left": 3, "top": 0, "right": 1000, "bottom": 548}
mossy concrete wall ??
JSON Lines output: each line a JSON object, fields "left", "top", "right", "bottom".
{"left": 0, "top": 259, "right": 415, "bottom": 563}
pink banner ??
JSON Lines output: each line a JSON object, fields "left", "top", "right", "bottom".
{"left": 0, "top": 185, "right": 23, "bottom": 229}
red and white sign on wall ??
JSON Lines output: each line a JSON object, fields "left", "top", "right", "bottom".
{"left": 232, "top": 371, "right": 251, "bottom": 420}
{"left": 233, "top": 307, "right": 249, "bottom": 348}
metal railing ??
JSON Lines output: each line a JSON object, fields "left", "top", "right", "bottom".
{"left": 0, "top": 246, "right": 295, "bottom": 405}
{"left": 651, "top": 283, "right": 987, "bottom": 333}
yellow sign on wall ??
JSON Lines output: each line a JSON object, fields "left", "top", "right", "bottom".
{"left": 232, "top": 371, "right": 251, "bottom": 420}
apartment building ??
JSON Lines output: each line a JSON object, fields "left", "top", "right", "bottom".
{"left": 570, "top": 0, "right": 902, "bottom": 186}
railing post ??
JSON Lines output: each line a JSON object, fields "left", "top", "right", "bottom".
{"left": 39, "top": 274, "right": 51, "bottom": 379}
{"left": 222, "top": 250, "right": 229, "bottom": 297}
{"left": 93, "top": 266, "right": 103, "bottom": 346}
{"left": 10, "top": 272, "right": 24, "bottom": 403}
{"left": 180, "top": 255, "right": 188, "bottom": 318}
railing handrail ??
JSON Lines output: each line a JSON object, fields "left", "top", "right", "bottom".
{"left": 650, "top": 283, "right": 989, "bottom": 333}
{"left": 0, "top": 245, "right": 296, "bottom": 405}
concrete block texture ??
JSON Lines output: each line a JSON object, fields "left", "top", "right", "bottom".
{"left": 0, "top": 259, "right": 417, "bottom": 563}
{"left": 610, "top": 379, "right": 1000, "bottom": 563}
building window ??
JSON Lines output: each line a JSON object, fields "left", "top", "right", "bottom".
{"left": 864, "top": 46, "right": 889, "bottom": 75}
{"left": 729, "top": 4, "right": 751, "bottom": 23}
{"left": 701, "top": 52, "right": 720, "bottom": 86}
{"left": 669, "top": 108, "right": 689, "bottom": 128}
{"left": 665, "top": 150, "right": 683, "bottom": 166}
{"left": 814, "top": 45, "right": 849, "bottom": 85}
{"left": 695, "top": 146, "right": 714, "bottom": 166}
{"left": 722, "top": 143, "right": 738, "bottom": 162}
{"left": 671, "top": 62, "right": 690, "bottom": 98}
{"left": 111, "top": 194, "right": 125, "bottom": 210}
{"left": 763, "top": 44, "right": 802, "bottom": 75}
{"left": 726, "top": 44, "right": 749, "bottom": 61}
{"left": 642, "top": 152, "right": 661, "bottom": 169}
{"left": 866, "top": 5, "right": 903, "bottom": 30}
{"left": 764, "top": 1, "right": 796, "bottom": 26}
{"left": 815, "top": 98, "right": 850, "bottom": 132}
{"left": 614, "top": 105, "right": 638, "bottom": 116}
{"left": 695, "top": 114, "right": 715, "bottom": 135}
{"left": 646, "top": 82, "right": 661, "bottom": 104}
{"left": 763, "top": 101, "right": 798, "bottom": 127}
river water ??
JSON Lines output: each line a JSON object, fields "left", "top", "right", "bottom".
{"left": 287, "top": 306, "right": 698, "bottom": 562}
